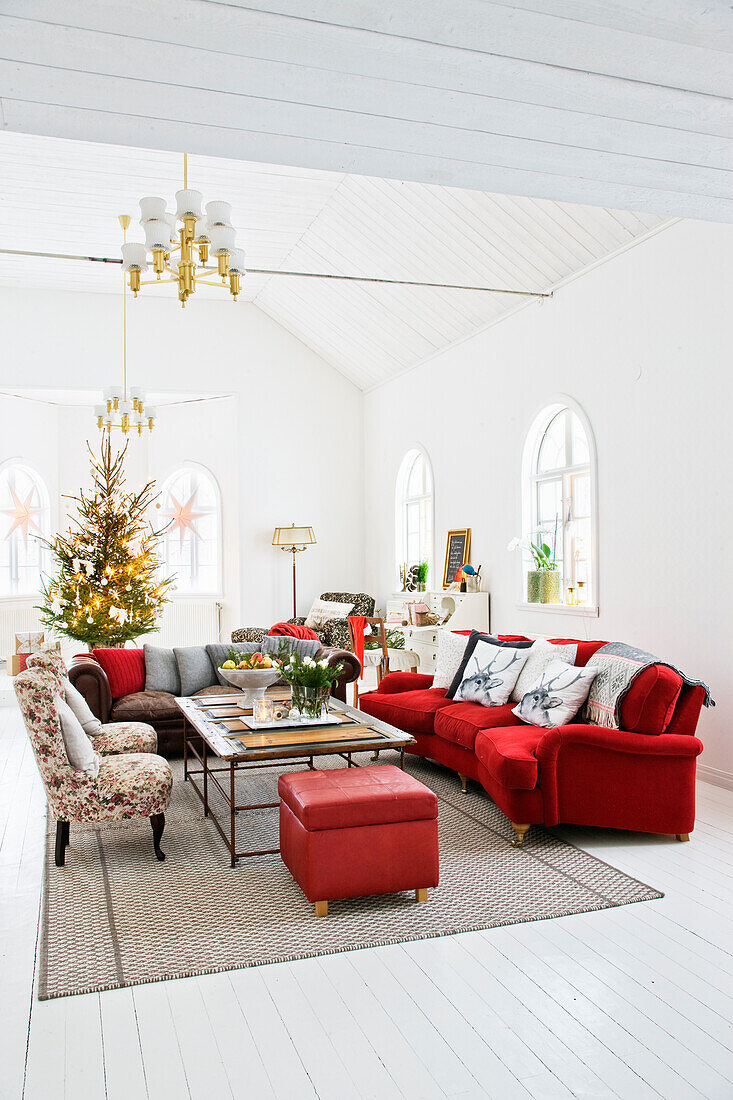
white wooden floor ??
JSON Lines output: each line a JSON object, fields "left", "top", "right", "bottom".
{"left": 2, "top": 704, "right": 733, "bottom": 1100}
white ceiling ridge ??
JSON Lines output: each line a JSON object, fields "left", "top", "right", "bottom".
{"left": 0, "top": 389, "right": 235, "bottom": 409}
{"left": 361, "top": 215, "right": 681, "bottom": 395}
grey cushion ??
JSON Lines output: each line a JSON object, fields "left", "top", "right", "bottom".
{"left": 206, "top": 642, "right": 260, "bottom": 686}
{"left": 173, "top": 646, "right": 217, "bottom": 696}
{"left": 144, "top": 645, "right": 181, "bottom": 694}
{"left": 261, "top": 636, "right": 321, "bottom": 660}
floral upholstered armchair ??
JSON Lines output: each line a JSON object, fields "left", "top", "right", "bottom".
{"left": 290, "top": 591, "right": 376, "bottom": 649}
{"left": 15, "top": 667, "right": 172, "bottom": 867}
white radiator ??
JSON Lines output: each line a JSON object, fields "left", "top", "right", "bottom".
{"left": 148, "top": 600, "right": 222, "bottom": 648}
{"left": 0, "top": 600, "right": 44, "bottom": 657}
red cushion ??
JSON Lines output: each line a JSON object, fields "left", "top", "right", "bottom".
{"left": 434, "top": 702, "right": 520, "bottom": 751}
{"left": 474, "top": 726, "right": 543, "bottom": 790}
{"left": 269, "top": 622, "right": 320, "bottom": 641}
{"left": 619, "top": 665, "right": 683, "bottom": 736}
{"left": 92, "top": 648, "right": 145, "bottom": 699}
{"left": 358, "top": 687, "right": 453, "bottom": 734}
{"left": 548, "top": 639, "right": 607, "bottom": 666}
{"left": 278, "top": 765, "right": 437, "bottom": 831}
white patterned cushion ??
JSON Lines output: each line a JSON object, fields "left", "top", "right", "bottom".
{"left": 510, "top": 639, "right": 577, "bottom": 702}
{"left": 55, "top": 695, "right": 100, "bottom": 777}
{"left": 454, "top": 639, "right": 530, "bottom": 707}
{"left": 512, "top": 659, "right": 598, "bottom": 728}
{"left": 305, "top": 598, "right": 354, "bottom": 630}
{"left": 432, "top": 631, "right": 470, "bottom": 690}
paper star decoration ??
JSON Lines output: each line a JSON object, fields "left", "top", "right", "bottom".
{"left": 161, "top": 488, "right": 207, "bottom": 548}
{"left": 1, "top": 487, "right": 43, "bottom": 544}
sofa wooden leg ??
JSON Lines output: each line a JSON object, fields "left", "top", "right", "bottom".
{"left": 315, "top": 900, "right": 328, "bottom": 917}
{"left": 511, "top": 822, "right": 530, "bottom": 847}
{"left": 676, "top": 833, "right": 690, "bottom": 842}
{"left": 415, "top": 888, "right": 428, "bottom": 903}
{"left": 458, "top": 773, "right": 468, "bottom": 794}
{"left": 150, "top": 813, "right": 166, "bottom": 861}
{"left": 54, "top": 820, "right": 69, "bottom": 867}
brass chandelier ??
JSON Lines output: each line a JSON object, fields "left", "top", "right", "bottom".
{"left": 121, "top": 154, "right": 245, "bottom": 308}
{"left": 94, "top": 215, "right": 156, "bottom": 437}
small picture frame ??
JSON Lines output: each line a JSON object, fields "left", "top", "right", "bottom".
{"left": 442, "top": 529, "right": 471, "bottom": 589}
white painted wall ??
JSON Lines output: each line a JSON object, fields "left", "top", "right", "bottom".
{"left": 0, "top": 290, "right": 365, "bottom": 640}
{"left": 364, "top": 220, "right": 733, "bottom": 780}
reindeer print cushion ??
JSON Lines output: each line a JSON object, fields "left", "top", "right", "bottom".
{"left": 454, "top": 639, "right": 530, "bottom": 707}
{"left": 512, "top": 658, "right": 599, "bottom": 728}
{"left": 510, "top": 639, "right": 577, "bottom": 702}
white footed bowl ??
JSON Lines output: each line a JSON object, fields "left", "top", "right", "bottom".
{"left": 218, "top": 667, "right": 282, "bottom": 709}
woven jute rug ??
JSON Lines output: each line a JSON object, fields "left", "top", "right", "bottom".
{"left": 39, "top": 752, "right": 661, "bottom": 999}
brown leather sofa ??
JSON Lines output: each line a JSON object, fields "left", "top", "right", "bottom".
{"left": 69, "top": 646, "right": 361, "bottom": 757}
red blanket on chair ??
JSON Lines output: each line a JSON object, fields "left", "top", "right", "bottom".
{"left": 269, "top": 622, "right": 320, "bottom": 641}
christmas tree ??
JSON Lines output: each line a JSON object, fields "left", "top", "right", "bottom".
{"left": 38, "top": 436, "right": 174, "bottom": 648}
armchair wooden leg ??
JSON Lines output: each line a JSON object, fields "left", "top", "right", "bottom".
{"left": 54, "top": 820, "right": 69, "bottom": 867}
{"left": 511, "top": 822, "right": 530, "bottom": 847}
{"left": 315, "top": 900, "right": 328, "bottom": 917}
{"left": 150, "top": 813, "right": 166, "bottom": 861}
{"left": 676, "top": 833, "right": 690, "bottom": 842}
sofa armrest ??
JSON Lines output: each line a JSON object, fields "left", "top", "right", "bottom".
{"left": 536, "top": 723, "right": 703, "bottom": 831}
{"left": 376, "top": 671, "right": 435, "bottom": 694}
{"left": 316, "top": 646, "right": 361, "bottom": 702}
{"left": 68, "top": 655, "right": 112, "bottom": 723}
{"left": 324, "top": 617, "right": 350, "bottom": 651}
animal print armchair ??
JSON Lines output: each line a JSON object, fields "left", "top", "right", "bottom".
{"left": 15, "top": 667, "right": 172, "bottom": 867}
{"left": 289, "top": 591, "right": 376, "bottom": 650}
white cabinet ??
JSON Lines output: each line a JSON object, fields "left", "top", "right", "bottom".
{"left": 387, "top": 590, "right": 490, "bottom": 673}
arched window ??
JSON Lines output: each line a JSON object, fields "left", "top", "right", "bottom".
{"left": 159, "top": 466, "right": 221, "bottom": 595}
{"left": 0, "top": 463, "right": 50, "bottom": 597}
{"left": 521, "top": 402, "right": 597, "bottom": 608}
{"left": 396, "top": 447, "right": 434, "bottom": 586}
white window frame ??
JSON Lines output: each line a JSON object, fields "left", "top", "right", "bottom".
{"left": 395, "top": 445, "right": 435, "bottom": 589}
{"left": 159, "top": 463, "right": 223, "bottom": 598}
{"left": 519, "top": 397, "right": 599, "bottom": 615}
{"left": 0, "top": 459, "right": 51, "bottom": 600}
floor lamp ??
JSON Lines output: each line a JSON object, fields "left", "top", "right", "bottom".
{"left": 272, "top": 524, "right": 317, "bottom": 619}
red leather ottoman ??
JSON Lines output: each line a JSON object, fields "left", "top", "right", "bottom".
{"left": 278, "top": 765, "right": 439, "bottom": 917}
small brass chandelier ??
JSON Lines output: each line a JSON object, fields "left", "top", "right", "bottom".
{"left": 120, "top": 153, "right": 246, "bottom": 308}
{"left": 94, "top": 215, "right": 157, "bottom": 437}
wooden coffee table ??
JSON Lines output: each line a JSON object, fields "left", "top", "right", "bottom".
{"left": 176, "top": 692, "right": 415, "bottom": 866}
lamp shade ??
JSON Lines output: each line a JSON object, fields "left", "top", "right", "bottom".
{"left": 208, "top": 225, "right": 236, "bottom": 256}
{"left": 139, "top": 196, "right": 168, "bottom": 223}
{"left": 144, "top": 219, "right": 172, "bottom": 251}
{"left": 121, "top": 242, "right": 148, "bottom": 271}
{"left": 175, "top": 188, "right": 203, "bottom": 219}
{"left": 272, "top": 525, "right": 316, "bottom": 548}
{"left": 205, "top": 200, "right": 232, "bottom": 226}
{"left": 193, "top": 218, "right": 210, "bottom": 243}
{"left": 228, "top": 248, "right": 247, "bottom": 274}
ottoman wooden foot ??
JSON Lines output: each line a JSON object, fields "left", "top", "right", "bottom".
{"left": 676, "top": 833, "right": 690, "bottom": 842}
{"left": 415, "top": 888, "right": 428, "bottom": 903}
{"left": 315, "top": 900, "right": 328, "bottom": 917}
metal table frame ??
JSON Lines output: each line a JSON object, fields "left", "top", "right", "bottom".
{"left": 179, "top": 697, "right": 413, "bottom": 867}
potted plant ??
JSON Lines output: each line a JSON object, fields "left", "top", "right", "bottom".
{"left": 277, "top": 651, "right": 344, "bottom": 720}
{"left": 507, "top": 529, "right": 561, "bottom": 604}
{"left": 416, "top": 560, "right": 429, "bottom": 591}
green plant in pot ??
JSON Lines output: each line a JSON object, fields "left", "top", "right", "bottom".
{"left": 507, "top": 528, "right": 561, "bottom": 604}
{"left": 416, "top": 560, "right": 429, "bottom": 591}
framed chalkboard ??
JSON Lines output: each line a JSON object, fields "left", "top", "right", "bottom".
{"left": 442, "top": 529, "right": 471, "bottom": 588}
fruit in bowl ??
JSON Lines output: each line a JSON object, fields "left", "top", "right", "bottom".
{"left": 218, "top": 649, "right": 282, "bottom": 709}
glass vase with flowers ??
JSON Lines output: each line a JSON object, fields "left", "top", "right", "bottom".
{"left": 276, "top": 651, "right": 344, "bottom": 721}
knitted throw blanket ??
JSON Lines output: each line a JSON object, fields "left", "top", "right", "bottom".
{"left": 583, "top": 642, "right": 714, "bottom": 729}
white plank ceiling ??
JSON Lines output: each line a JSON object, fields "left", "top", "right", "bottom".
{"left": 0, "top": 1, "right": 731, "bottom": 223}
{"left": 0, "top": 131, "right": 668, "bottom": 389}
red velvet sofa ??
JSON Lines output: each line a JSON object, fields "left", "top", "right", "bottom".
{"left": 358, "top": 636, "right": 706, "bottom": 845}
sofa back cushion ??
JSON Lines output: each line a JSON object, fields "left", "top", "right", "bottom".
{"left": 548, "top": 638, "right": 607, "bottom": 666}
{"left": 173, "top": 646, "right": 217, "bottom": 697}
{"left": 207, "top": 642, "right": 259, "bottom": 686}
{"left": 92, "top": 648, "right": 145, "bottom": 699}
{"left": 144, "top": 644, "right": 181, "bottom": 695}
{"left": 261, "top": 635, "right": 321, "bottom": 660}
{"left": 618, "top": 664, "right": 683, "bottom": 736}
{"left": 432, "top": 631, "right": 471, "bottom": 690}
